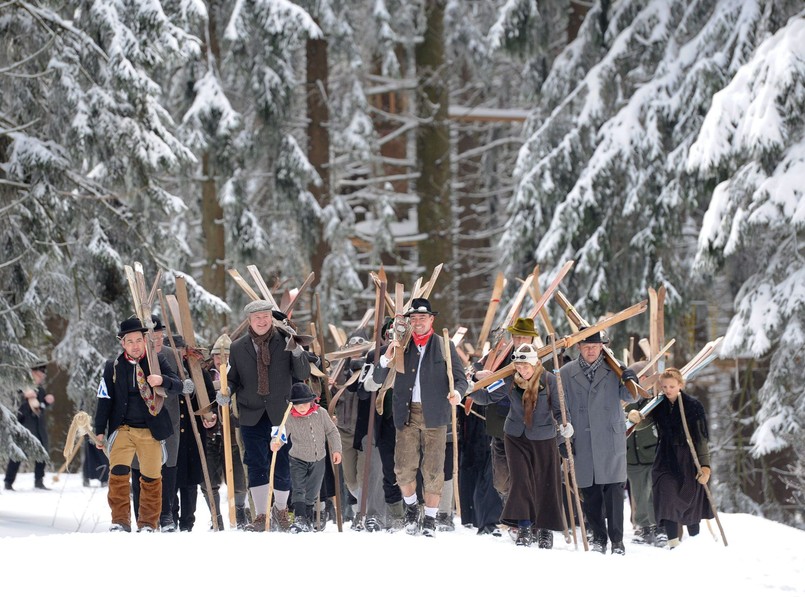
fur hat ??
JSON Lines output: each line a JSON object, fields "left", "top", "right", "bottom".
{"left": 578, "top": 327, "right": 610, "bottom": 344}
{"left": 511, "top": 343, "right": 540, "bottom": 366}
{"left": 289, "top": 382, "right": 317, "bottom": 404}
{"left": 117, "top": 317, "right": 148, "bottom": 338}
{"left": 404, "top": 298, "right": 438, "bottom": 317}
{"left": 506, "top": 317, "right": 538, "bottom": 337}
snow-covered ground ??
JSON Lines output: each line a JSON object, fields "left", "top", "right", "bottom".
{"left": 1, "top": 472, "right": 803, "bottom": 596}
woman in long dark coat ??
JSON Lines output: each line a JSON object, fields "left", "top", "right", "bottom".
{"left": 651, "top": 368, "right": 712, "bottom": 549}
{"left": 498, "top": 344, "right": 572, "bottom": 548}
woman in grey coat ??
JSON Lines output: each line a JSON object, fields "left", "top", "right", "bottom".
{"left": 473, "top": 344, "right": 572, "bottom": 547}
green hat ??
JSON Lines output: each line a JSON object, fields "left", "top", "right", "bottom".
{"left": 506, "top": 317, "right": 538, "bottom": 337}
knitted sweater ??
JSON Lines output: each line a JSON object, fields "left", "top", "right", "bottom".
{"left": 285, "top": 407, "right": 342, "bottom": 463}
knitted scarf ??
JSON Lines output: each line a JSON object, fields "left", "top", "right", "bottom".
{"left": 513, "top": 363, "right": 545, "bottom": 427}
{"left": 249, "top": 326, "right": 273, "bottom": 395}
{"left": 578, "top": 352, "right": 604, "bottom": 382}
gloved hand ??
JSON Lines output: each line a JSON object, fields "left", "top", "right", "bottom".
{"left": 697, "top": 466, "right": 711, "bottom": 485}
{"left": 182, "top": 378, "right": 195, "bottom": 395}
{"left": 627, "top": 410, "right": 642, "bottom": 424}
{"left": 620, "top": 368, "right": 639, "bottom": 385}
{"left": 559, "top": 440, "right": 574, "bottom": 459}
{"left": 558, "top": 423, "right": 574, "bottom": 438}
{"left": 359, "top": 363, "right": 382, "bottom": 392}
{"left": 215, "top": 391, "right": 231, "bottom": 406}
{"left": 270, "top": 426, "right": 287, "bottom": 445}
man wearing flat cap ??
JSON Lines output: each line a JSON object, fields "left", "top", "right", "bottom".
{"left": 372, "top": 297, "right": 468, "bottom": 537}
{"left": 4, "top": 361, "right": 55, "bottom": 491}
{"left": 94, "top": 317, "right": 183, "bottom": 532}
{"left": 559, "top": 328, "right": 639, "bottom": 555}
{"left": 218, "top": 299, "right": 311, "bottom": 531}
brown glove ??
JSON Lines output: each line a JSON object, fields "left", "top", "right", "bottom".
{"left": 697, "top": 466, "right": 711, "bottom": 485}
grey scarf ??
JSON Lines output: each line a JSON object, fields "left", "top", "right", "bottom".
{"left": 578, "top": 352, "right": 605, "bottom": 382}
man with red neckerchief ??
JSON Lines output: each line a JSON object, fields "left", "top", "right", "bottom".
{"left": 372, "top": 298, "right": 467, "bottom": 537}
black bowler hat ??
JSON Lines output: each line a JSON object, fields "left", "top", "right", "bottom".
{"left": 578, "top": 327, "right": 610, "bottom": 345}
{"left": 117, "top": 317, "right": 148, "bottom": 338}
{"left": 404, "top": 298, "right": 438, "bottom": 317}
{"left": 151, "top": 315, "right": 165, "bottom": 331}
{"left": 289, "top": 382, "right": 317, "bottom": 404}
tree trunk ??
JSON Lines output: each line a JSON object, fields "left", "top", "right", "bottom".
{"left": 415, "top": 0, "right": 453, "bottom": 326}
{"left": 307, "top": 34, "right": 331, "bottom": 286}
{"left": 200, "top": 3, "right": 226, "bottom": 332}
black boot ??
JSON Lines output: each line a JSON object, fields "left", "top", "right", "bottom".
{"left": 34, "top": 479, "right": 51, "bottom": 490}
{"left": 235, "top": 506, "right": 249, "bottom": 530}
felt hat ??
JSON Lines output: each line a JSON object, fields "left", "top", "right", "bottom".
{"left": 30, "top": 360, "right": 48, "bottom": 373}
{"left": 289, "top": 382, "right": 317, "bottom": 404}
{"left": 578, "top": 327, "right": 610, "bottom": 345}
{"left": 404, "top": 298, "right": 438, "bottom": 317}
{"left": 151, "top": 315, "right": 165, "bottom": 331}
{"left": 171, "top": 334, "right": 187, "bottom": 349}
{"left": 117, "top": 317, "right": 148, "bottom": 338}
{"left": 506, "top": 317, "right": 538, "bottom": 337}
{"left": 511, "top": 343, "right": 540, "bottom": 366}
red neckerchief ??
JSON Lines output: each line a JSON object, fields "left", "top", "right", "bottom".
{"left": 291, "top": 403, "right": 320, "bottom": 417}
{"left": 412, "top": 329, "right": 434, "bottom": 348}
{"left": 124, "top": 353, "right": 145, "bottom": 365}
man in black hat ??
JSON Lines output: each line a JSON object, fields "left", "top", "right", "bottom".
{"left": 559, "top": 328, "right": 639, "bottom": 555}
{"left": 371, "top": 297, "right": 468, "bottom": 537}
{"left": 4, "top": 361, "right": 55, "bottom": 490}
{"left": 93, "top": 317, "right": 182, "bottom": 532}
{"left": 218, "top": 299, "right": 311, "bottom": 531}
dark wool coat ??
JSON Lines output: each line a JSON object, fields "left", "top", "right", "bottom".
{"left": 559, "top": 358, "right": 637, "bottom": 488}
{"left": 16, "top": 385, "right": 50, "bottom": 450}
{"left": 651, "top": 391, "right": 712, "bottom": 524}
{"left": 374, "top": 335, "right": 468, "bottom": 431}
{"left": 175, "top": 363, "right": 216, "bottom": 487}
{"left": 95, "top": 352, "right": 183, "bottom": 441}
{"left": 226, "top": 328, "right": 311, "bottom": 427}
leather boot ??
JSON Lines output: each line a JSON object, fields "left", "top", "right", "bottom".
{"left": 235, "top": 506, "right": 249, "bottom": 529}
{"left": 107, "top": 474, "right": 132, "bottom": 529}
{"left": 138, "top": 476, "right": 163, "bottom": 531}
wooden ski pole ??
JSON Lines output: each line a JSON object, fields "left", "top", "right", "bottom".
{"left": 562, "top": 458, "right": 577, "bottom": 546}
{"left": 266, "top": 402, "right": 294, "bottom": 532}
{"left": 675, "top": 394, "right": 728, "bottom": 546}
{"left": 216, "top": 335, "right": 237, "bottom": 529}
{"left": 443, "top": 328, "right": 461, "bottom": 522}
{"left": 550, "top": 334, "right": 588, "bottom": 551}
{"left": 157, "top": 290, "right": 219, "bottom": 531}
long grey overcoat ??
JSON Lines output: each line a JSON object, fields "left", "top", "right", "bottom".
{"left": 559, "top": 358, "right": 636, "bottom": 488}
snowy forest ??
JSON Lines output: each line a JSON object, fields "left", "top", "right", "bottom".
{"left": 1, "top": 0, "right": 802, "bottom": 528}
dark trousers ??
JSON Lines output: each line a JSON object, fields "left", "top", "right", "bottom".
{"left": 240, "top": 412, "right": 291, "bottom": 490}
{"left": 173, "top": 484, "right": 199, "bottom": 530}
{"left": 376, "top": 414, "right": 402, "bottom": 504}
{"left": 581, "top": 482, "right": 626, "bottom": 544}
{"left": 5, "top": 460, "right": 46, "bottom": 485}
{"left": 290, "top": 457, "right": 326, "bottom": 515}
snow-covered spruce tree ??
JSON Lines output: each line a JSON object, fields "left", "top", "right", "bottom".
{"left": 687, "top": 10, "right": 805, "bottom": 526}
{"left": 502, "top": 0, "right": 787, "bottom": 337}
{"left": 173, "top": 0, "right": 322, "bottom": 314}
{"left": 0, "top": 0, "right": 205, "bottom": 457}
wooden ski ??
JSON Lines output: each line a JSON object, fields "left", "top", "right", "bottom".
{"left": 476, "top": 272, "right": 506, "bottom": 354}
{"left": 174, "top": 275, "right": 213, "bottom": 417}
{"left": 124, "top": 263, "right": 166, "bottom": 404}
{"left": 215, "top": 333, "right": 236, "bottom": 529}
{"left": 227, "top": 268, "right": 262, "bottom": 302}
{"left": 393, "top": 282, "right": 406, "bottom": 373}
